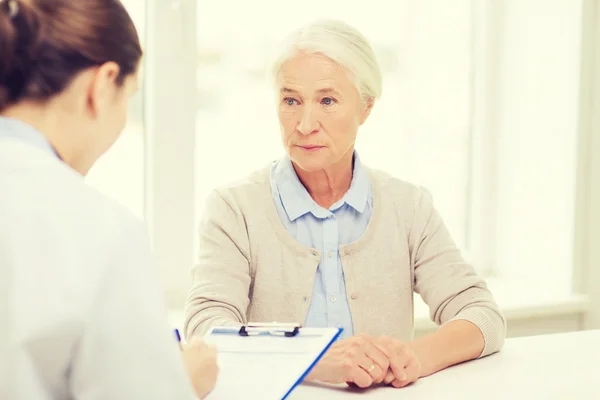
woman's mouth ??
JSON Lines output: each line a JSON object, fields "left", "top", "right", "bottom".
{"left": 298, "top": 145, "right": 325, "bottom": 152}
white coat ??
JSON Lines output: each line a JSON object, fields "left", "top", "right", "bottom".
{"left": 0, "top": 117, "right": 195, "bottom": 399}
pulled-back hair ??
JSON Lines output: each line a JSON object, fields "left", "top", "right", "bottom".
{"left": 0, "top": 0, "right": 142, "bottom": 111}
{"left": 271, "top": 19, "right": 382, "bottom": 103}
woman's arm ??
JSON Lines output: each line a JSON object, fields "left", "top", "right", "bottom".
{"left": 409, "top": 319, "right": 484, "bottom": 377}
{"left": 409, "top": 188, "right": 506, "bottom": 359}
{"left": 183, "top": 190, "right": 252, "bottom": 339}
{"left": 372, "top": 319, "right": 485, "bottom": 387}
{"left": 367, "top": 187, "right": 505, "bottom": 388}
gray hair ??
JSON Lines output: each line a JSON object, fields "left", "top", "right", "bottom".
{"left": 271, "top": 19, "right": 383, "bottom": 103}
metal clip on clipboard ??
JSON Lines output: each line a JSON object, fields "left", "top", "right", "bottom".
{"left": 238, "top": 323, "right": 301, "bottom": 337}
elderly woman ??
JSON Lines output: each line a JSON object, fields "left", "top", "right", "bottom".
{"left": 185, "top": 19, "right": 506, "bottom": 389}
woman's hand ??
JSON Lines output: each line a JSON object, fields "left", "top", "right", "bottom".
{"left": 181, "top": 337, "right": 219, "bottom": 399}
{"left": 374, "top": 336, "right": 422, "bottom": 388}
{"left": 306, "top": 334, "right": 391, "bottom": 388}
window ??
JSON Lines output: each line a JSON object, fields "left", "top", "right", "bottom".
{"left": 470, "top": 0, "right": 582, "bottom": 299}
{"left": 84, "top": 0, "right": 146, "bottom": 221}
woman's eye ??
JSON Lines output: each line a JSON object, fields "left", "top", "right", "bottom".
{"left": 284, "top": 98, "right": 297, "bottom": 106}
{"left": 322, "top": 97, "right": 334, "bottom": 105}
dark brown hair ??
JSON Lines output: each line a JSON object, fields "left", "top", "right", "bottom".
{"left": 0, "top": 0, "right": 143, "bottom": 111}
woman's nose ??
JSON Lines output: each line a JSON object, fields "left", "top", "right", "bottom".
{"left": 297, "top": 108, "right": 319, "bottom": 135}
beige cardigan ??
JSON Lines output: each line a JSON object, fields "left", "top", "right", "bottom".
{"left": 184, "top": 165, "right": 506, "bottom": 357}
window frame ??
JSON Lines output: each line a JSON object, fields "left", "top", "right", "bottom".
{"left": 144, "top": 0, "right": 198, "bottom": 309}
{"left": 574, "top": 0, "right": 600, "bottom": 328}
{"left": 464, "top": 0, "right": 501, "bottom": 276}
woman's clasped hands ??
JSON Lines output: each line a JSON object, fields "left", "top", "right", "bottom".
{"left": 306, "top": 334, "right": 422, "bottom": 389}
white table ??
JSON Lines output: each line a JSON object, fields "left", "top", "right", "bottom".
{"left": 290, "top": 330, "right": 600, "bottom": 399}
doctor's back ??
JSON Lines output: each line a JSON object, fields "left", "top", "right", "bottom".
{"left": 0, "top": 1, "right": 207, "bottom": 399}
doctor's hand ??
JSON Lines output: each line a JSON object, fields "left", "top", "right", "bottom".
{"left": 373, "top": 336, "right": 421, "bottom": 388}
{"left": 181, "top": 337, "right": 219, "bottom": 399}
{"left": 305, "top": 334, "right": 390, "bottom": 388}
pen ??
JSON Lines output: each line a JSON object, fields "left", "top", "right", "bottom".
{"left": 174, "top": 328, "right": 182, "bottom": 350}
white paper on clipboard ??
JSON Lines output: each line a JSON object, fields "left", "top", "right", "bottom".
{"left": 203, "top": 324, "right": 342, "bottom": 400}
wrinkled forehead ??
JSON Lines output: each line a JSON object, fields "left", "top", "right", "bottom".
{"left": 276, "top": 53, "right": 358, "bottom": 95}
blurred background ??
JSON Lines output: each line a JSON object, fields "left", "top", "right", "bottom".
{"left": 84, "top": 0, "right": 600, "bottom": 338}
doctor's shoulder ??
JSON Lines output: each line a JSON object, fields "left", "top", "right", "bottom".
{"left": 49, "top": 164, "right": 152, "bottom": 258}
{"left": 83, "top": 185, "right": 149, "bottom": 250}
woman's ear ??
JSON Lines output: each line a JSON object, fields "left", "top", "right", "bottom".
{"left": 360, "top": 97, "right": 375, "bottom": 125}
{"left": 86, "top": 62, "right": 121, "bottom": 118}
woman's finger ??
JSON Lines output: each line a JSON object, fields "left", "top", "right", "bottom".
{"left": 389, "top": 356, "right": 408, "bottom": 381}
{"left": 345, "top": 361, "right": 374, "bottom": 388}
{"left": 383, "top": 370, "right": 395, "bottom": 385}
{"left": 371, "top": 337, "right": 394, "bottom": 359}
{"left": 362, "top": 341, "right": 390, "bottom": 382}
{"left": 391, "top": 376, "right": 407, "bottom": 388}
{"left": 404, "top": 353, "right": 421, "bottom": 382}
{"left": 391, "top": 354, "right": 420, "bottom": 388}
{"left": 356, "top": 353, "right": 384, "bottom": 381}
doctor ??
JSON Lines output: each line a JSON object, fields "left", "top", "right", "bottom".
{"left": 0, "top": 0, "right": 217, "bottom": 399}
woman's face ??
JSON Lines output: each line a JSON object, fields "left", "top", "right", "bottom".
{"left": 276, "top": 53, "right": 373, "bottom": 173}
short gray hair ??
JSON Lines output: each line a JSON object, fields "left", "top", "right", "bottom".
{"left": 271, "top": 19, "right": 383, "bottom": 103}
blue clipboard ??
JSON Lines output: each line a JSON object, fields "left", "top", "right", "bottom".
{"left": 203, "top": 324, "right": 342, "bottom": 400}
{"left": 283, "top": 326, "right": 342, "bottom": 399}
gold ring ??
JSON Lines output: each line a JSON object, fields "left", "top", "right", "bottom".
{"left": 368, "top": 364, "right": 376, "bottom": 372}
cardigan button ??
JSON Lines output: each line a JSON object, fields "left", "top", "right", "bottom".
{"left": 351, "top": 293, "right": 359, "bottom": 300}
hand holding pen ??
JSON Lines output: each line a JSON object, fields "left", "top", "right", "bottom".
{"left": 176, "top": 328, "right": 219, "bottom": 399}
{"left": 175, "top": 328, "right": 182, "bottom": 350}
